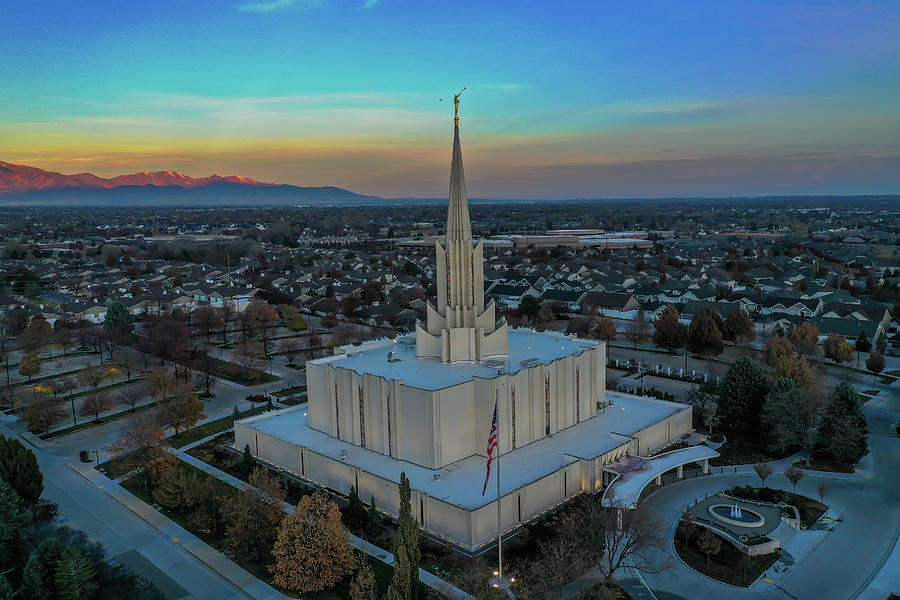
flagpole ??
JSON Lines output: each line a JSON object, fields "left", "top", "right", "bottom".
{"left": 496, "top": 409, "right": 502, "bottom": 581}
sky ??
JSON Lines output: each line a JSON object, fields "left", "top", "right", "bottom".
{"left": 1, "top": 0, "right": 899, "bottom": 199}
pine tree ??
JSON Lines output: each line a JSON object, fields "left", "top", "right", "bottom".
{"left": 0, "top": 573, "right": 12, "bottom": 600}
{"left": 0, "top": 479, "right": 23, "bottom": 569}
{"left": 366, "top": 496, "right": 381, "bottom": 538}
{"left": 241, "top": 444, "right": 254, "bottom": 475}
{"left": 686, "top": 308, "right": 724, "bottom": 356}
{"left": 393, "top": 472, "right": 420, "bottom": 599}
{"left": 815, "top": 382, "right": 869, "bottom": 466}
{"left": 0, "top": 434, "right": 44, "bottom": 504}
{"left": 349, "top": 553, "right": 379, "bottom": 600}
{"left": 54, "top": 546, "right": 98, "bottom": 600}
{"left": 20, "top": 552, "right": 51, "bottom": 600}
{"left": 385, "top": 544, "right": 411, "bottom": 600}
{"left": 759, "top": 377, "right": 822, "bottom": 458}
{"left": 347, "top": 485, "right": 367, "bottom": 534}
{"left": 34, "top": 537, "right": 66, "bottom": 599}
{"left": 270, "top": 492, "right": 354, "bottom": 592}
{"left": 717, "top": 357, "right": 769, "bottom": 433}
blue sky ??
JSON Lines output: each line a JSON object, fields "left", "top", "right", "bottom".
{"left": 1, "top": 0, "right": 899, "bottom": 198}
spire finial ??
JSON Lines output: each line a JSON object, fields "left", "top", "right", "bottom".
{"left": 453, "top": 87, "right": 466, "bottom": 126}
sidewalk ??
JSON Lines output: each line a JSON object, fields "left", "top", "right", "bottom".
{"left": 67, "top": 458, "right": 285, "bottom": 600}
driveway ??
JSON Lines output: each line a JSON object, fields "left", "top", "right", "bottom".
{"left": 636, "top": 381, "right": 900, "bottom": 600}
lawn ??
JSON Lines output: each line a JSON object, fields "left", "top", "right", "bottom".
{"left": 792, "top": 457, "right": 854, "bottom": 474}
{"left": 272, "top": 385, "right": 306, "bottom": 397}
{"left": 41, "top": 398, "right": 157, "bottom": 440}
{"left": 168, "top": 405, "right": 269, "bottom": 449}
{"left": 205, "top": 356, "right": 279, "bottom": 386}
{"left": 674, "top": 521, "right": 779, "bottom": 587}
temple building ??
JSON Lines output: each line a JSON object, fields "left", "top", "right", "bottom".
{"left": 236, "top": 106, "right": 698, "bottom": 552}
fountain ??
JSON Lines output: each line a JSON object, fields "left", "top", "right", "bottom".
{"left": 708, "top": 503, "right": 765, "bottom": 528}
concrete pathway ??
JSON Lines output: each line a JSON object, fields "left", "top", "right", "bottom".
{"left": 0, "top": 415, "right": 248, "bottom": 600}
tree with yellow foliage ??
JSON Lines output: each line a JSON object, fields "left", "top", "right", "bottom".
{"left": 270, "top": 492, "right": 353, "bottom": 593}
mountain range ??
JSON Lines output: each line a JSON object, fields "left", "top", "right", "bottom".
{"left": 0, "top": 160, "right": 382, "bottom": 206}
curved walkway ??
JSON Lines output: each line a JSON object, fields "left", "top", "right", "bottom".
{"left": 634, "top": 380, "right": 900, "bottom": 600}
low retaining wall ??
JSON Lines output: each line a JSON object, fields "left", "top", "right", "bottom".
{"left": 718, "top": 492, "right": 801, "bottom": 530}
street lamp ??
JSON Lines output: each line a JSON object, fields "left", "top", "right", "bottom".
{"left": 92, "top": 450, "right": 100, "bottom": 468}
{"left": 489, "top": 571, "right": 517, "bottom": 599}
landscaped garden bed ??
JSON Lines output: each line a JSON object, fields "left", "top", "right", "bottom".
{"left": 726, "top": 485, "right": 827, "bottom": 529}
{"left": 167, "top": 404, "right": 269, "bottom": 449}
{"left": 114, "top": 458, "right": 408, "bottom": 599}
{"left": 674, "top": 520, "right": 779, "bottom": 587}
{"left": 708, "top": 431, "right": 792, "bottom": 467}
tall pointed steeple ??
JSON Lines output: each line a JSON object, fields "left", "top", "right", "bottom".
{"left": 446, "top": 123, "right": 472, "bottom": 243}
{"left": 416, "top": 97, "right": 508, "bottom": 362}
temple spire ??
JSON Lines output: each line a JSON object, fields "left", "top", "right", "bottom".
{"left": 415, "top": 93, "right": 508, "bottom": 362}
{"left": 447, "top": 118, "right": 472, "bottom": 242}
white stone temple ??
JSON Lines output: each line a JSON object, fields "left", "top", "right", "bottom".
{"left": 236, "top": 107, "right": 696, "bottom": 552}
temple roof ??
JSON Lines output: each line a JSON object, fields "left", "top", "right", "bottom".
{"left": 319, "top": 328, "right": 598, "bottom": 390}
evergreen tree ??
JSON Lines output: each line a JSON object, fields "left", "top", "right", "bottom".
{"left": 393, "top": 472, "right": 420, "bottom": 599}
{"left": 717, "top": 357, "right": 769, "bottom": 433}
{"left": 815, "top": 382, "right": 869, "bottom": 466}
{"left": 0, "top": 479, "right": 23, "bottom": 569}
{"left": 20, "top": 552, "right": 51, "bottom": 600}
{"left": 385, "top": 544, "right": 411, "bottom": 600}
{"left": 103, "top": 301, "right": 135, "bottom": 335}
{"left": 854, "top": 332, "right": 871, "bottom": 352}
{"left": 34, "top": 537, "right": 66, "bottom": 599}
{"left": 366, "top": 497, "right": 381, "bottom": 538}
{"left": 349, "top": 553, "right": 379, "bottom": 600}
{"left": 759, "top": 378, "right": 821, "bottom": 458}
{"left": 686, "top": 307, "right": 724, "bottom": 356}
{"left": 241, "top": 444, "right": 254, "bottom": 475}
{"left": 347, "top": 485, "right": 367, "bottom": 534}
{"left": 0, "top": 434, "right": 44, "bottom": 504}
{"left": 54, "top": 546, "right": 98, "bottom": 600}
{"left": 0, "top": 573, "right": 12, "bottom": 600}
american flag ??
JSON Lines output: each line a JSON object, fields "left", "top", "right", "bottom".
{"left": 482, "top": 399, "right": 498, "bottom": 495}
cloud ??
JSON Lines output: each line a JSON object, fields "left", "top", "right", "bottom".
{"left": 363, "top": 0, "right": 378, "bottom": 8}
{"left": 236, "top": 0, "right": 321, "bottom": 13}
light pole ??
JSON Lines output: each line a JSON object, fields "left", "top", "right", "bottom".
{"left": 92, "top": 450, "right": 100, "bottom": 469}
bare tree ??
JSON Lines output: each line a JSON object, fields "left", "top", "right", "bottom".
{"left": 117, "top": 381, "right": 147, "bottom": 412}
{"left": 753, "top": 462, "right": 773, "bottom": 488}
{"left": 234, "top": 341, "right": 264, "bottom": 380}
{"left": 817, "top": 482, "right": 828, "bottom": 504}
{"left": 110, "top": 416, "right": 175, "bottom": 494}
{"left": 564, "top": 496, "right": 669, "bottom": 585}
{"left": 624, "top": 309, "right": 649, "bottom": 348}
{"left": 526, "top": 535, "right": 593, "bottom": 600}
{"left": 279, "top": 338, "right": 302, "bottom": 367}
{"left": 79, "top": 391, "right": 116, "bottom": 423}
{"left": 697, "top": 529, "right": 722, "bottom": 571}
{"left": 784, "top": 465, "right": 805, "bottom": 493}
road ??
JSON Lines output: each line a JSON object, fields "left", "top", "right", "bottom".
{"left": 637, "top": 379, "right": 900, "bottom": 600}
{"left": 2, "top": 414, "right": 248, "bottom": 600}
